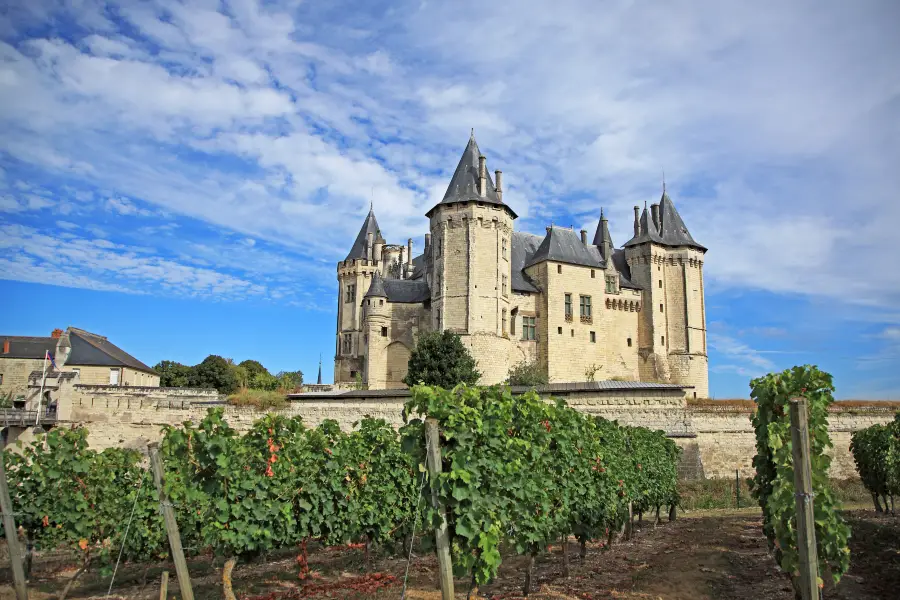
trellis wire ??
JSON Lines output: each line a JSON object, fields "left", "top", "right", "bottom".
{"left": 105, "top": 469, "right": 147, "bottom": 599}
{"left": 401, "top": 435, "right": 431, "bottom": 600}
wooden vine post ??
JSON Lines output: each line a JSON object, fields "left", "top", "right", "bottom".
{"left": 789, "top": 397, "right": 819, "bottom": 600}
{"left": 148, "top": 443, "right": 195, "bottom": 600}
{"left": 0, "top": 450, "right": 28, "bottom": 600}
{"left": 424, "top": 418, "right": 455, "bottom": 600}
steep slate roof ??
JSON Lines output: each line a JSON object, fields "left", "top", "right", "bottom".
{"left": 344, "top": 208, "right": 382, "bottom": 261}
{"left": 612, "top": 249, "right": 642, "bottom": 290}
{"left": 0, "top": 336, "right": 57, "bottom": 359}
{"left": 510, "top": 232, "right": 542, "bottom": 292}
{"left": 426, "top": 133, "right": 517, "bottom": 218}
{"left": 524, "top": 226, "right": 606, "bottom": 269}
{"left": 364, "top": 271, "right": 388, "bottom": 298}
{"left": 1, "top": 328, "right": 155, "bottom": 373}
{"left": 657, "top": 192, "right": 706, "bottom": 251}
{"left": 365, "top": 271, "right": 430, "bottom": 303}
{"left": 624, "top": 192, "right": 705, "bottom": 251}
{"left": 68, "top": 329, "right": 156, "bottom": 372}
{"left": 410, "top": 253, "right": 425, "bottom": 280}
{"left": 624, "top": 205, "right": 664, "bottom": 247}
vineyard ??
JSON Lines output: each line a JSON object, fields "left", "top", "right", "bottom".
{"left": 850, "top": 413, "right": 900, "bottom": 514}
{"left": 0, "top": 385, "right": 680, "bottom": 598}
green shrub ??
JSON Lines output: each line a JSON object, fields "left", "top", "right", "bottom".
{"left": 506, "top": 360, "right": 548, "bottom": 387}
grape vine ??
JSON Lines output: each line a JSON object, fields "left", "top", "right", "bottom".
{"left": 850, "top": 413, "right": 900, "bottom": 513}
{"left": 749, "top": 365, "right": 851, "bottom": 590}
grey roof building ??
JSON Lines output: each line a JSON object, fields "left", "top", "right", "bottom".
{"left": 335, "top": 132, "right": 709, "bottom": 398}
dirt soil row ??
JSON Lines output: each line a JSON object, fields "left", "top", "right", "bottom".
{"left": 1, "top": 508, "right": 897, "bottom": 599}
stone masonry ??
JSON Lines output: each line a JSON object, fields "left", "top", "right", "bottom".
{"left": 334, "top": 133, "right": 708, "bottom": 396}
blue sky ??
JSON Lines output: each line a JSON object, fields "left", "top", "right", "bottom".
{"left": 1, "top": 0, "right": 899, "bottom": 398}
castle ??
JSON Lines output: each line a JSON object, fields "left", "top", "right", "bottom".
{"left": 335, "top": 133, "right": 709, "bottom": 397}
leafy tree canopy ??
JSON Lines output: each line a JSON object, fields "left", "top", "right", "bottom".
{"left": 403, "top": 330, "right": 480, "bottom": 388}
{"left": 153, "top": 360, "right": 193, "bottom": 388}
{"left": 276, "top": 370, "right": 304, "bottom": 390}
{"left": 238, "top": 360, "right": 269, "bottom": 379}
{"left": 191, "top": 355, "right": 239, "bottom": 394}
{"left": 506, "top": 360, "right": 548, "bottom": 387}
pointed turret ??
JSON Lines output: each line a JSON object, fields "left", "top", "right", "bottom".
{"left": 624, "top": 203, "right": 664, "bottom": 247}
{"left": 656, "top": 192, "right": 706, "bottom": 251}
{"left": 425, "top": 132, "right": 517, "bottom": 218}
{"left": 345, "top": 207, "right": 382, "bottom": 261}
{"left": 364, "top": 271, "right": 388, "bottom": 298}
{"left": 592, "top": 208, "right": 615, "bottom": 261}
{"left": 317, "top": 355, "right": 322, "bottom": 385}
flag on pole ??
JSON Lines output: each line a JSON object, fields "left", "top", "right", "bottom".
{"left": 45, "top": 350, "right": 58, "bottom": 371}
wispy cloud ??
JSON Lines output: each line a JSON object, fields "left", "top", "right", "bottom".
{"left": 0, "top": 0, "right": 897, "bottom": 314}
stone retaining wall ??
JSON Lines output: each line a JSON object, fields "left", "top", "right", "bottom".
{"left": 7, "top": 383, "right": 897, "bottom": 481}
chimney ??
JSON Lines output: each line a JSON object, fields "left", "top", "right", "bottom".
{"left": 650, "top": 203, "right": 660, "bottom": 232}
{"left": 580, "top": 229, "right": 588, "bottom": 245}
{"left": 407, "top": 238, "right": 413, "bottom": 264}
{"left": 2, "top": 339, "right": 9, "bottom": 354}
{"left": 633, "top": 206, "right": 640, "bottom": 236}
{"left": 399, "top": 245, "right": 407, "bottom": 279}
{"left": 366, "top": 231, "right": 374, "bottom": 262}
{"left": 425, "top": 233, "right": 432, "bottom": 252}
{"left": 495, "top": 170, "right": 503, "bottom": 202}
{"left": 478, "top": 155, "right": 487, "bottom": 197}
{"left": 51, "top": 328, "right": 63, "bottom": 339}
{"left": 374, "top": 239, "right": 384, "bottom": 263}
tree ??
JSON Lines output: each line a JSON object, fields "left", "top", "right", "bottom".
{"left": 191, "top": 355, "right": 239, "bottom": 394}
{"left": 275, "top": 370, "right": 303, "bottom": 391}
{"left": 238, "top": 360, "right": 269, "bottom": 379}
{"left": 231, "top": 365, "right": 250, "bottom": 390}
{"left": 403, "top": 330, "right": 480, "bottom": 388}
{"left": 506, "top": 360, "right": 548, "bottom": 387}
{"left": 153, "top": 360, "right": 193, "bottom": 387}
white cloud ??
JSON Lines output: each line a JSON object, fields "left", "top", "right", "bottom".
{"left": 55, "top": 221, "right": 79, "bottom": 230}
{"left": 0, "top": 0, "right": 896, "bottom": 314}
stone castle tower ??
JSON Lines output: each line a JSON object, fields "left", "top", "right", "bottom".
{"left": 335, "top": 133, "right": 709, "bottom": 397}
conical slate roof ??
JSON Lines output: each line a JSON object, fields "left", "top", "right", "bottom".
{"left": 592, "top": 209, "right": 615, "bottom": 260}
{"left": 657, "top": 192, "right": 706, "bottom": 251}
{"left": 364, "top": 271, "right": 388, "bottom": 298}
{"left": 624, "top": 192, "right": 705, "bottom": 251}
{"left": 345, "top": 207, "right": 382, "bottom": 261}
{"left": 426, "top": 133, "right": 517, "bottom": 218}
{"left": 624, "top": 204, "right": 664, "bottom": 247}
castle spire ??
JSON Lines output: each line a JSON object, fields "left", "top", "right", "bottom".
{"left": 317, "top": 354, "right": 322, "bottom": 385}
{"left": 344, "top": 208, "right": 382, "bottom": 261}
{"left": 592, "top": 207, "right": 615, "bottom": 261}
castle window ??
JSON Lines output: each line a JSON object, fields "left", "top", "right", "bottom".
{"left": 659, "top": 303, "right": 664, "bottom": 312}
{"left": 437, "top": 274, "right": 441, "bottom": 290}
{"left": 605, "top": 275, "right": 617, "bottom": 294}
{"left": 591, "top": 269, "right": 595, "bottom": 278}
{"left": 381, "top": 326, "right": 388, "bottom": 337}
{"left": 345, "top": 284, "right": 356, "bottom": 302}
{"left": 658, "top": 280, "right": 663, "bottom": 288}
{"left": 571, "top": 329, "right": 574, "bottom": 337}
{"left": 502, "top": 238, "right": 507, "bottom": 259}
{"left": 350, "top": 370, "right": 357, "bottom": 379}
{"left": 579, "top": 295, "right": 592, "bottom": 318}
{"left": 437, "top": 309, "right": 441, "bottom": 327}
{"left": 502, "top": 309, "right": 508, "bottom": 335}
{"left": 343, "top": 334, "right": 352, "bottom": 354}
{"left": 590, "top": 331, "right": 596, "bottom": 343}
{"left": 522, "top": 316, "right": 536, "bottom": 340}
{"left": 379, "top": 299, "right": 384, "bottom": 306}
{"left": 627, "top": 337, "right": 632, "bottom": 347}
{"left": 502, "top": 274, "right": 508, "bottom": 297}
{"left": 558, "top": 326, "right": 562, "bottom": 335}
{"left": 557, "top": 264, "right": 562, "bottom": 274}
{"left": 661, "top": 336, "right": 665, "bottom": 345}
{"left": 564, "top": 293, "right": 572, "bottom": 320}
{"left": 438, "top": 237, "right": 442, "bottom": 257}
{"left": 0, "top": 374, "right": 3, "bottom": 385}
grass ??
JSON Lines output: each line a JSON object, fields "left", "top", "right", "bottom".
{"left": 227, "top": 388, "right": 289, "bottom": 411}
{"left": 678, "top": 477, "right": 870, "bottom": 511}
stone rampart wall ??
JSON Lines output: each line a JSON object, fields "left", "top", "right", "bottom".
{"left": 11, "top": 383, "right": 896, "bottom": 481}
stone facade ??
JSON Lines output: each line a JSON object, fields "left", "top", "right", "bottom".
{"left": 334, "top": 134, "right": 708, "bottom": 397}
